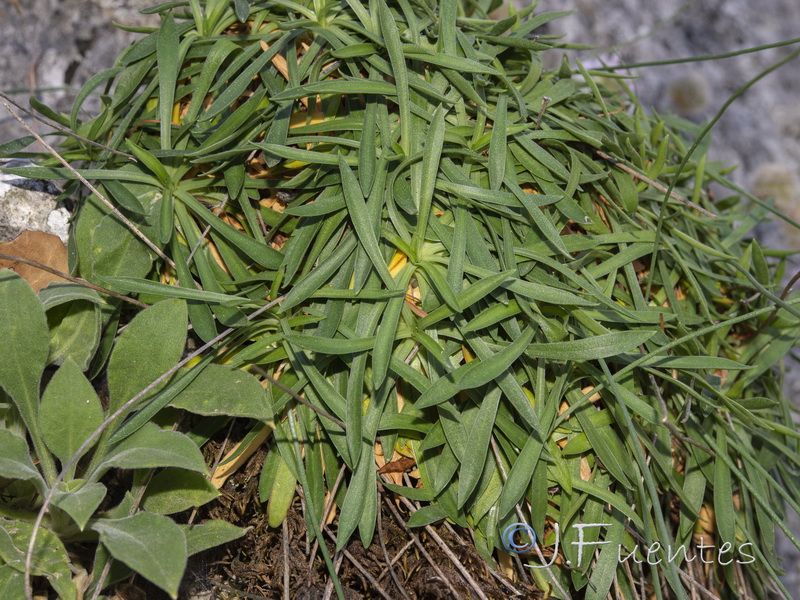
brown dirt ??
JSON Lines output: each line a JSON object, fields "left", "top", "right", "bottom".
{"left": 104, "top": 432, "right": 540, "bottom": 600}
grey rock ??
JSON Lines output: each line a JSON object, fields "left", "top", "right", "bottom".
{"left": 0, "top": 0, "right": 158, "bottom": 243}
{"left": 0, "top": 160, "right": 68, "bottom": 243}
{"left": 531, "top": 0, "right": 800, "bottom": 179}
{"left": 1, "top": 0, "right": 799, "bottom": 594}
{"left": 528, "top": 0, "right": 800, "bottom": 592}
{"left": 0, "top": 0, "right": 157, "bottom": 142}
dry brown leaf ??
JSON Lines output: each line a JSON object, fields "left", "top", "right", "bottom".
{"left": 209, "top": 425, "right": 273, "bottom": 489}
{"left": 558, "top": 400, "right": 570, "bottom": 419}
{"left": 261, "top": 39, "right": 306, "bottom": 108}
{"left": 377, "top": 455, "right": 416, "bottom": 474}
{"left": 260, "top": 192, "right": 287, "bottom": 213}
{"left": 696, "top": 504, "right": 716, "bottom": 535}
{"left": 581, "top": 386, "right": 602, "bottom": 403}
{"left": 206, "top": 240, "right": 231, "bottom": 276}
{"left": 580, "top": 456, "right": 592, "bottom": 481}
{"left": 0, "top": 230, "right": 69, "bottom": 292}
{"left": 376, "top": 446, "right": 413, "bottom": 485}
{"left": 462, "top": 344, "right": 476, "bottom": 363}
{"left": 323, "top": 491, "right": 338, "bottom": 525}
{"left": 497, "top": 550, "right": 515, "bottom": 579}
{"left": 374, "top": 443, "right": 387, "bottom": 466}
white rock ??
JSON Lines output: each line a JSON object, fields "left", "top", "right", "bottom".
{"left": 0, "top": 160, "right": 69, "bottom": 244}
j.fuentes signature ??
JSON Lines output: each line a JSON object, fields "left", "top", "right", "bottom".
{"left": 502, "top": 522, "right": 755, "bottom": 567}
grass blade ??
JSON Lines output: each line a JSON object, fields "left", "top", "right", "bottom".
{"left": 156, "top": 13, "right": 180, "bottom": 149}
{"left": 339, "top": 156, "right": 394, "bottom": 287}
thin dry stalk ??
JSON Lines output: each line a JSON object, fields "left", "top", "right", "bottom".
{"left": 0, "top": 91, "right": 136, "bottom": 160}
{"left": 376, "top": 488, "right": 413, "bottom": 600}
{"left": 596, "top": 149, "right": 717, "bottom": 218}
{"left": 249, "top": 365, "right": 345, "bottom": 429}
{"left": 490, "top": 436, "right": 572, "bottom": 599}
{"left": 322, "top": 527, "right": 395, "bottom": 600}
{"left": 395, "top": 495, "right": 491, "bottom": 600}
{"left": 188, "top": 418, "right": 236, "bottom": 526}
{"left": 283, "top": 519, "right": 291, "bottom": 600}
{"left": 0, "top": 253, "right": 148, "bottom": 308}
{"left": 322, "top": 552, "right": 344, "bottom": 600}
{"left": 187, "top": 196, "right": 230, "bottom": 264}
{"left": 381, "top": 486, "right": 462, "bottom": 599}
{"left": 676, "top": 565, "right": 722, "bottom": 600}
{"left": 375, "top": 538, "right": 415, "bottom": 582}
{"left": 0, "top": 97, "right": 176, "bottom": 269}
{"left": 733, "top": 562, "right": 754, "bottom": 600}
{"left": 646, "top": 370, "right": 713, "bottom": 455}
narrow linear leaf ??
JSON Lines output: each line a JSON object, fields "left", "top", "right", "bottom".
{"left": 100, "top": 275, "right": 246, "bottom": 305}
{"left": 339, "top": 158, "right": 394, "bottom": 289}
{"left": 285, "top": 332, "right": 376, "bottom": 355}
{"left": 157, "top": 13, "right": 180, "bottom": 149}
{"left": 526, "top": 331, "right": 656, "bottom": 361}
{"left": 415, "top": 105, "right": 446, "bottom": 253}
{"left": 488, "top": 95, "right": 507, "bottom": 191}
{"left": 416, "top": 327, "right": 535, "bottom": 409}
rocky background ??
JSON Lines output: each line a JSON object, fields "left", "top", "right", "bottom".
{"left": 0, "top": 0, "right": 157, "bottom": 139}
{"left": 1, "top": 0, "right": 798, "bottom": 251}
{"left": 532, "top": 1, "right": 800, "bottom": 593}
{"left": 1, "top": 0, "right": 799, "bottom": 595}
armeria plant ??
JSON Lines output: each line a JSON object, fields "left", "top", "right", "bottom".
{"left": 1, "top": 0, "right": 800, "bottom": 598}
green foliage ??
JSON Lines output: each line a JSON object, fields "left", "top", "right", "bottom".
{"left": 92, "top": 512, "right": 186, "bottom": 598}
{"left": 0, "top": 276, "right": 246, "bottom": 598}
{"left": 39, "top": 358, "right": 104, "bottom": 464}
{"left": 0, "top": 519, "right": 76, "bottom": 600}
{"left": 169, "top": 363, "right": 272, "bottom": 419}
{"left": 1, "top": 0, "right": 799, "bottom": 598}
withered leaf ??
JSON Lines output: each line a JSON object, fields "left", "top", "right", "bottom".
{"left": 0, "top": 230, "right": 69, "bottom": 292}
{"left": 377, "top": 455, "right": 416, "bottom": 475}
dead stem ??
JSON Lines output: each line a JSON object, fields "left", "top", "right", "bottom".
{"left": 395, "top": 494, "right": 491, "bottom": 600}
{"left": 322, "top": 526, "right": 395, "bottom": 600}
{"left": 490, "top": 436, "right": 572, "bottom": 599}
{"left": 596, "top": 149, "right": 717, "bottom": 219}
{"left": 283, "top": 519, "right": 291, "bottom": 600}
{"left": 187, "top": 196, "right": 230, "bottom": 264}
{"left": 381, "top": 484, "right": 462, "bottom": 599}
{"left": 249, "top": 365, "right": 345, "bottom": 429}
{"left": 376, "top": 487, "right": 414, "bottom": 600}
{"left": 322, "top": 552, "right": 344, "bottom": 600}
{"left": 0, "top": 97, "right": 176, "bottom": 269}
{"left": 0, "top": 91, "right": 136, "bottom": 160}
{"left": 647, "top": 370, "right": 714, "bottom": 455}
{"left": 0, "top": 252, "right": 148, "bottom": 308}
